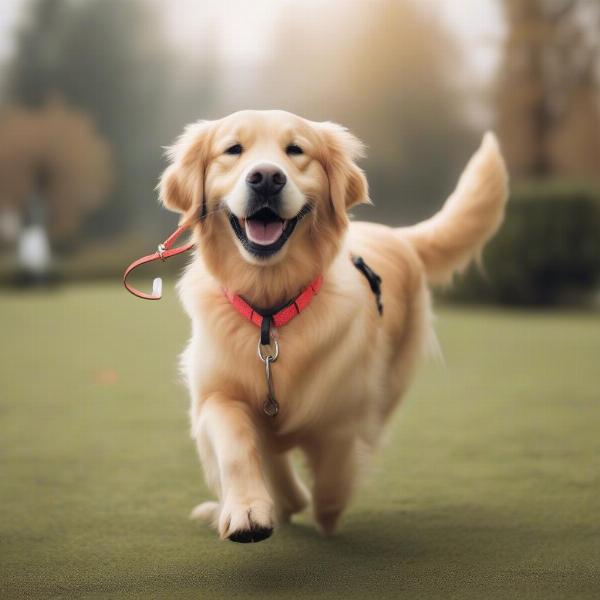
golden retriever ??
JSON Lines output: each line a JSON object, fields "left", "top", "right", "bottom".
{"left": 159, "top": 110, "right": 508, "bottom": 542}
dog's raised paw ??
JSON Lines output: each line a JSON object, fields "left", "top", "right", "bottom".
{"left": 219, "top": 498, "right": 275, "bottom": 543}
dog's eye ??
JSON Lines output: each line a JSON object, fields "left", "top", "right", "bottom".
{"left": 224, "top": 143, "right": 243, "bottom": 155}
{"left": 286, "top": 144, "right": 303, "bottom": 156}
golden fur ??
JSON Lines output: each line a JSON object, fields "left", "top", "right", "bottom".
{"left": 159, "top": 110, "right": 508, "bottom": 540}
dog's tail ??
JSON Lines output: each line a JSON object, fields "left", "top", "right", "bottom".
{"left": 400, "top": 132, "right": 509, "bottom": 286}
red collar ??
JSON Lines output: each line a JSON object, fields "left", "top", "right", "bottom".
{"left": 223, "top": 275, "right": 323, "bottom": 333}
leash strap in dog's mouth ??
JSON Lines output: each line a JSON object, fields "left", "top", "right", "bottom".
{"left": 123, "top": 225, "right": 193, "bottom": 300}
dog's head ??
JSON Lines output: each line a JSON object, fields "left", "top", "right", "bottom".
{"left": 159, "top": 110, "right": 369, "bottom": 298}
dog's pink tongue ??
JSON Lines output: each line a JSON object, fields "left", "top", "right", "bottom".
{"left": 245, "top": 219, "right": 285, "bottom": 245}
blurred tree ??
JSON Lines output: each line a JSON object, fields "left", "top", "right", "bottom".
{"left": 0, "top": 98, "right": 113, "bottom": 239}
{"left": 7, "top": 0, "right": 172, "bottom": 240}
{"left": 496, "top": 0, "right": 600, "bottom": 178}
{"left": 260, "top": 0, "right": 475, "bottom": 224}
{"left": 5, "top": 0, "right": 69, "bottom": 107}
{"left": 342, "top": 0, "right": 476, "bottom": 223}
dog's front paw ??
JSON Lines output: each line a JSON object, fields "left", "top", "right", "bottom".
{"left": 219, "top": 497, "right": 275, "bottom": 543}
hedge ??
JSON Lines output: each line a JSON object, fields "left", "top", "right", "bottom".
{"left": 449, "top": 182, "right": 600, "bottom": 306}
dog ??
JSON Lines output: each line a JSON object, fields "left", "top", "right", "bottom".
{"left": 158, "top": 110, "right": 508, "bottom": 542}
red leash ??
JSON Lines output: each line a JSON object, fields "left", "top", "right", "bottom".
{"left": 123, "top": 224, "right": 383, "bottom": 419}
{"left": 123, "top": 225, "right": 323, "bottom": 418}
{"left": 123, "top": 225, "right": 193, "bottom": 300}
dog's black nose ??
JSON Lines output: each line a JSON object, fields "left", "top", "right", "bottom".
{"left": 246, "top": 165, "right": 287, "bottom": 196}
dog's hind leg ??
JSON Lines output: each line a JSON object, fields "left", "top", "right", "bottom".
{"left": 303, "top": 433, "right": 359, "bottom": 535}
{"left": 262, "top": 452, "right": 310, "bottom": 523}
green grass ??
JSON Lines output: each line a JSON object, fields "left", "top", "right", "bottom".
{"left": 1, "top": 283, "right": 599, "bottom": 599}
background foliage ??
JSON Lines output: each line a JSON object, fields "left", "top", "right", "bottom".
{"left": 451, "top": 182, "right": 600, "bottom": 305}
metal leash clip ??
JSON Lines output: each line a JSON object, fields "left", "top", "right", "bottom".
{"left": 257, "top": 338, "right": 280, "bottom": 417}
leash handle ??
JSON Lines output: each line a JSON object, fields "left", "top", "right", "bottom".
{"left": 123, "top": 225, "right": 193, "bottom": 300}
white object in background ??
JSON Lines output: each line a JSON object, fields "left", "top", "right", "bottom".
{"left": 17, "top": 225, "right": 51, "bottom": 274}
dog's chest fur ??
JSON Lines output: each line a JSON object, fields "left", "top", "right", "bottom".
{"left": 180, "top": 259, "right": 384, "bottom": 439}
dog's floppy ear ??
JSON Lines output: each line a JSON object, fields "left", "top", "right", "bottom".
{"left": 159, "top": 120, "right": 214, "bottom": 225}
{"left": 316, "top": 121, "right": 370, "bottom": 227}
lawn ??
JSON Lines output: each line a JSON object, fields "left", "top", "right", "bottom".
{"left": 1, "top": 283, "right": 599, "bottom": 599}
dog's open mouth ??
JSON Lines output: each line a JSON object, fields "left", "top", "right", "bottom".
{"left": 229, "top": 205, "right": 310, "bottom": 258}
{"left": 245, "top": 207, "right": 287, "bottom": 245}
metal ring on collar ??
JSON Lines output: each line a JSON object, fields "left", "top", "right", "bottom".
{"left": 257, "top": 338, "right": 279, "bottom": 363}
